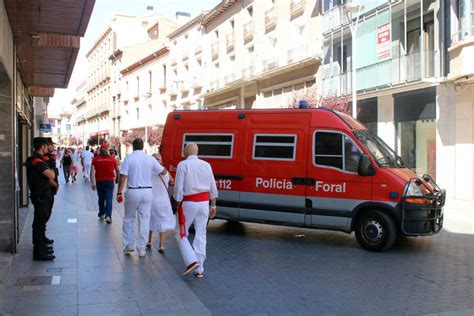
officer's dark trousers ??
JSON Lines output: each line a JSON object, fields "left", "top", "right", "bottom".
{"left": 31, "top": 194, "right": 52, "bottom": 247}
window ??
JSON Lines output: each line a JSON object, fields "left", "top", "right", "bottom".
{"left": 66, "top": 124, "right": 71, "bottom": 132}
{"left": 182, "top": 134, "right": 234, "bottom": 158}
{"left": 314, "top": 131, "right": 362, "bottom": 173}
{"left": 253, "top": 134, "right": 297, "bottom": 161}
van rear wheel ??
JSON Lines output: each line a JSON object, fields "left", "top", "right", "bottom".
{"left": 355, "top": 210, "right": 397, "bottom": 252}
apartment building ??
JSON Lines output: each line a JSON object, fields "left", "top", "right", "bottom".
{"left": 84, "top": 13, "right": 175, "bottom": 145}
{"left": 321, "top": 0, "right": 474, "bottom": 199}
{"left": 71, "top": 81, "right": 88, "bottom": 145}
{"left": 166, "top": 12, "right": 208, "bottom": 110}
{"left": 118, "top": 43, "right": 170, "bottom": 153}
{"left": 201, "top": 0, "right": 321, "bottom": 109}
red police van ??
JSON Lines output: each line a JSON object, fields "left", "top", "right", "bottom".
{"left": 161, "top": 108, "right": 445, "bottom": 251}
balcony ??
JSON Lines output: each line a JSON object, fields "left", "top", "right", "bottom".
{"left": 449, "top": 25, "right": 474, "bottom": 83}
{"left": 182, "top": 54, "right": 189, "bottom": 62}
{"left": 194, "top": 45, "right": 202, "bottom": 55}
{"left": 287, "top": 45, "right": 310, "bottom": 64}
{"left": 226, "top": 32, "right": 235, "bottom": 52}
{"left": 168, "top": 84, "right": 179, "bottom": 96}
{"left": 323, "top": 5, "right": 349, "bottom": 34}
{"left": 192, "top": 76, "right": 203, "bottom": 88}
{"left": 242, "top": 65, "right": 255, "bottom": 78}
{"left": 209, "top": 79, "right": 222, "bottom": 91}
{"left": 262, "top": 57, "right": 279, "bottom": 72}
{"left": 265, "top": 7, "right": 277, "bottom": 32}
{"left": 322, "top": 50, "right": 436, "bottom": 96}
{"left": 171, "top": 59, "right": 177, "bottom": 67}
{"left": 290, "top": 0, "right": 305, "bottom": 17}
{"left": 211, "top": 42, "right": 219, "bottom": 60}
{"left": 224, "top": 73, "right": 237, "bottom": 84}
{"left": 178, "top": 81, "right": 190, "bottom": 92}
{"left": 243, "top": 21, "right": 254, "bottom": 44}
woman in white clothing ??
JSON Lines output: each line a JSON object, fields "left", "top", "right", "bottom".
{"left": 147, "top": 153, "right": 175, "bottom": 253}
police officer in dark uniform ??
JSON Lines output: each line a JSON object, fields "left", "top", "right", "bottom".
{"left": 25, "top": 137, "right": 57, "bottom": 261}
{"left": 44, "top": 137, "right": 59, "bottom": 245}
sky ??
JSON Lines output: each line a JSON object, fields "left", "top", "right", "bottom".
{"left": 48, "top": 0, "right": 220, "bottom": 116}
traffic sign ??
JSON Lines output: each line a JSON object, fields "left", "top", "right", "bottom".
{"left": 39, "top": 123, "right": 52, "bottom": 132}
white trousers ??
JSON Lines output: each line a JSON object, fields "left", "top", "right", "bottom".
{"left": 84, "top": 163, "right": 92, "bottom": 181}
{"left": 175, "top": 201, "right": 209, "bottom": 273}
{"left": 123, "top": 189, "right": 153, "bottom": 250}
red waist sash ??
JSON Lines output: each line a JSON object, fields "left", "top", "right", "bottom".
{"left": 178, "top": 192, "right": 210, "bottom": 238}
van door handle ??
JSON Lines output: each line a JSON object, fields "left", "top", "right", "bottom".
{"left": 214, "top": 174, "right": 244, "bottom": 180}
{"left": 292, "top": 178, "right": 315, "bottom": 186}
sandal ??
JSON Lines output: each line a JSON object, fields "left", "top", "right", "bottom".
{"left": 195, "top": 272, "right": 204, "bottom": 279}
{"left": 158, "top": 247, "right": 165, "bottom": 254}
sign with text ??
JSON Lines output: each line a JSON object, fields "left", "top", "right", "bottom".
{"left": 377, "top": 23, "right": 391, "bottom": 60}
{"left": 39, "top": 123, "right": 52, "bottom": 132}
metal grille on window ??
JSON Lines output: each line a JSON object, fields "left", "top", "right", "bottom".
{"left": 253, "top": 135, "right": 296, "bottom": 160}
{"left": 183, "top": 134, "right": 233, "bottom": 158}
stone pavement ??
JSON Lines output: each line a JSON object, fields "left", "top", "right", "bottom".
{"left": 0, "top": 174, "right": 210, "bottom": 315}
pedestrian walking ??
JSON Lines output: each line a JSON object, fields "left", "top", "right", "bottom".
{"left": 25, "top": 137, "right": 58, "bottom": 261}
{"left": 147, "top": 153, "right": 176, "bottom": 253}
{"left": 61, "top": 149, "right": 73, "bottom": 183}
{"left": 81, "top": 145, "right": 94, "bottom": 182}
{"left": 116, "top": 138, "right": 167, "bottom": 257}
{"left": 110, "top": 149, "right": 120, "bottom": 165}
{"left": 44, "top": 137, "right": 59, "bottom": 245}
{"left": 174, "top": 143, "right": 218, "bottom": 278}
{"left": 91, "top": 143, "right": 120, "bottom": 224}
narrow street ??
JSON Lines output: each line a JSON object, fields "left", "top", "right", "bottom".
{"left": 1, "top": 170, "right": 473, "bottom": 315}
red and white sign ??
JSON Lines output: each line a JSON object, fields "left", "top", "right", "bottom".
{"left": 377, "top": 23, "right": 391, "bottom": 60}
{"left": 48, "top": 119, "right": 55, "bottom": 127}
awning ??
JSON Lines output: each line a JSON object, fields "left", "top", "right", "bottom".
{"left": 4, "top": 0, "right": 95, "bottom": 89}
{"left": 89, "top": 130, "right": 109, "bottom": 137}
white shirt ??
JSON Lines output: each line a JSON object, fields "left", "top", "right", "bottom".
{"left": 120, "top": 150, "right": 163, "bottom": 188}
{"left": 81, "top": 150, "right": 94, "bottom": 165}
{"left": 174, "top": 155, "right": 218, "bottom": 202}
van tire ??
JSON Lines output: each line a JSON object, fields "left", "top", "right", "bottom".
{"left": 355, "top": 210, "right": 397, "bottom": 252}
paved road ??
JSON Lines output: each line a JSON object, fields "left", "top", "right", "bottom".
{"left": 161, "top": 204, "right": 474, "bottom": 315}
{"left": 2, "top": 173, "right": 473, "bottom": 315}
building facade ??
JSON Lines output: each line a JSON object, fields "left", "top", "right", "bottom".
{"left": 0, "top": 0, "right": 93, "bottom": 252}
{"left": 321, "top": 0, "right": 473, "bottom": 200}
{"left": 201, "top": 0, "right": 321, "bottom": 109}
{"left": 72, "top": 81, "right": 88, "bottom": 146}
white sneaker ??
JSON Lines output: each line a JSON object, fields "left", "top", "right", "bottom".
{"left": 138, "top": 249, "right": 146, "bottom": 257}
{"left": 123, "top": 245, "right": 135, "bottom": 254}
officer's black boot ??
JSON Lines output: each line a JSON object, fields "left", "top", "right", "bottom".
{"left": 33, "top": 244, "right": 55, "bottom": 261}
{"left": 44, "top": 237, "right": 54, "bottom": 245}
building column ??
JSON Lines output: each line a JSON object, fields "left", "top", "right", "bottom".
{"left": 0, "top": 63, "right": 15, "bottom": 252}
{"left": 377, "top": 94, "right": 396, "bottom": 149}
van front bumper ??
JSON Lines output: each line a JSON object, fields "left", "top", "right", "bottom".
{"left": 400, "top": 188, "right": 446, "bottom": 236}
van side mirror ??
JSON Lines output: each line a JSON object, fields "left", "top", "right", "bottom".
{"left": 358, "top": 154, "right": 376, "bottom": 176}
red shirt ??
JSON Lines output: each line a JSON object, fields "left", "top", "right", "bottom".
{"left": 92, "top": 155, "right": 117, "bottom": 182}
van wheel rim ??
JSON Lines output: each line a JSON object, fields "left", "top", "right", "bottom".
{"left": 362, "top": 219, "right": 384, "bottom": 244}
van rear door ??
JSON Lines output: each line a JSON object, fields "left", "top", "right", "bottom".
{"left": 240, "top": 112, "right": 311, "bottom": 225}
{"left": 305, "top": 128, "right": 372, "bottom": 230}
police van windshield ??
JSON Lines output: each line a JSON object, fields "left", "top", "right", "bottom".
{"left": 354, "top": 130, "right": 405, "bottom": 168}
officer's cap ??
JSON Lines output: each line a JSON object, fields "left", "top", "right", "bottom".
{"left": 33, "top": 137, "right": 48, "bottom": 148}
{"left": 45, "top": 137, "right": 57, "bottom": 145}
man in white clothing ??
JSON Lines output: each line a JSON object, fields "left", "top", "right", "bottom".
{"left": 81, "top": 146, "right": 94, "bottom": 182}
{"left": 117, "top": 138, "right": 167, "bottom": 257}
{"left": 174, "top": 143, "right": 218, "bottom": 278}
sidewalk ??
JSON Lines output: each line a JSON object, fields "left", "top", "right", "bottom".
{"left": 0, "top": 175, "right": 210, "bottom": 315}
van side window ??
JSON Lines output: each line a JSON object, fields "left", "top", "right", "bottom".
{"left": 183, "top": 134, "right": 233, "bottom": 158}
{"left": 314, "top": 131, "right": 361, "bottom": 172}
{"left": 253, "top": 134, "right": 296, "bottom": 161}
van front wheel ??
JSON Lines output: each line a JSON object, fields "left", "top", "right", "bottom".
{"left": 355, "top": 210, "right": 397, "bottom": 252}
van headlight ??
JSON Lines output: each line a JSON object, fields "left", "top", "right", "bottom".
{"left": 405, "top": 182, "right": 423, "bottom": 196}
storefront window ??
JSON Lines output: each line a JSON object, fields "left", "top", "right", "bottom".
{"left": 397, "top": 119, "right": 436, "bottom": 177}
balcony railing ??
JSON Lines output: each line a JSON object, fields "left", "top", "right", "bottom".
{"left": 168, "top": 84, "right": 178, "bottom": 96}
{"left": 265, "top": 7, "right": 277, "bottom": 32}
{"left": 224, "top": 73, "right": 237, "bottom": 84}
{"left": 322, "top": 50, "right": 435, "bottom": 96}
{"left": 451, "top": 26, "right": 474, "bottom": 46}
{"left": 211, "top": 42, "right": 219, "bottom": 60}
{"left": 194, "top": 45, "right": 202, "bottom": 55}
{"left": 242, "top": 65, "right": 255, "bottom": 78}
{"left": 192, "top": 76, "right": 203, "bottom": 88}
{"left": 209, "top": 80, "right": 221, "bottom": 91}
{"left": 290, "top": 0, "right": 305, "bottom": 17}
{"left": 323, "top": 5, "right": 349, "bottom": 34}
{"left": 226, "top": 32, "right": 235, "bottom": 52}
{"left": 243, "top": 21, "right": 254, "bottom": 43}
{"left": 262, "top": 57, "right": 279, "bottom": 72}
{"left": 287, "top": 45, "right": 310, "bottom": 64}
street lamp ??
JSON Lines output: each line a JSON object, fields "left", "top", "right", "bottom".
{"left": 344, "top": 2, "right": 365, "bottom": 118}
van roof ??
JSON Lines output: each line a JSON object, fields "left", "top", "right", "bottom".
{"left": 169, "top": 108, "right": 368, "bottom": 131}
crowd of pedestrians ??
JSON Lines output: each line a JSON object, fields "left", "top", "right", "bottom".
{"left": 25, "top": 137, "right": 218, "bottom": 279}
